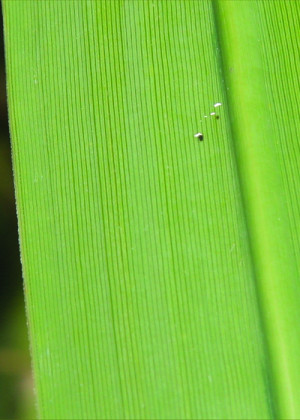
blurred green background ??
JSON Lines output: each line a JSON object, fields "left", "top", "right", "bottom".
{"left": 0, "top": 7, "right": 35, "bottom": 420}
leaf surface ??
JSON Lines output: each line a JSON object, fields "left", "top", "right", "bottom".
{"left": 3, "top": 1, "right": 300, "bottom": 418}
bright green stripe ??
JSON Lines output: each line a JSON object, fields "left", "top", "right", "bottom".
{"left": 214, "top": 1, "right": 300, "bottom": 418}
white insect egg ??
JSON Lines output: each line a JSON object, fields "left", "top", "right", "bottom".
{"left": 214, "top": 102, "right": 222, "bottom": 108}
{"left": 210, "top": 112, "right": 216, "bottom": 116}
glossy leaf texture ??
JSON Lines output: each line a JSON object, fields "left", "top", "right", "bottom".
{"left": 3, "top": 1, "right": 300, "bottom": 419}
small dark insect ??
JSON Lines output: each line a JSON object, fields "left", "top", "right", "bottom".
{"left": 194, "top": 133, "right": 204, "bottom": 141}
{"left": 210, "top": 112, "right": 220, "bottom": 120}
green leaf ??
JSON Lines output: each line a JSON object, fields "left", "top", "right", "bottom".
{"left": 3, "top": 1, "right": 300, "bottom": 418}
